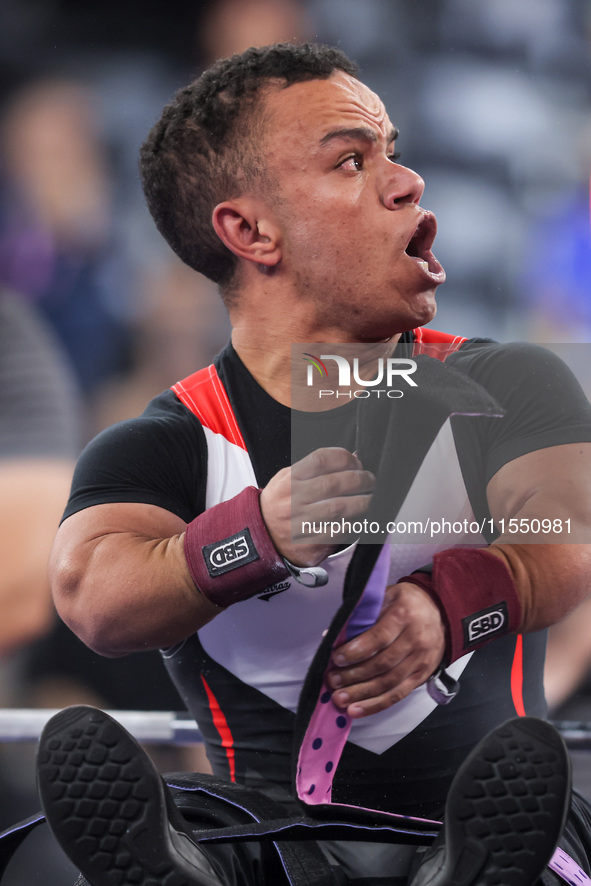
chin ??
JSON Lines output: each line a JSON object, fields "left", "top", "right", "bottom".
{"left": 341, "top": 292, "right": 438, "bottom": 341}
{"left": 408, "top": 293, "right": 438, "bottom": 328}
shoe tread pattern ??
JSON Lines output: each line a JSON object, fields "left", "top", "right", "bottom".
{"left": 412, "top": 717, "right": 571, "bottom": 886}
{"left": 37, "top": 706, "right": 200, "bottom": 886}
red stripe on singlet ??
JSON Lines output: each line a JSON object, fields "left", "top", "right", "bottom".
{"left": 511, "top": 634, "right": 526, "bottom": 717}
{"left": 411, "top": 326, "right": 468, "bottom": 360}
{"left": 201, "top": 675, "right": 236, "bottom": 782}
{"left": 172, "top": 364, "right": 246, "bottom": 450}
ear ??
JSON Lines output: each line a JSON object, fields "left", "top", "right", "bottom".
{"left": 212, "top": 199, "right": 281, "bottom": 270}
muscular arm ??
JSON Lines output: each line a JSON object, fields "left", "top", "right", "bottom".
{"left": 50, "top": 503, "right": 222, "bottom": 657}
{"left": 486, "top": 441, "right": 591, "bottom": 630}
{"left": 51, "top": 447, "right": 374, "bottom": 657}
{"left": 327, "top": 441, "right": 591, "bottom": 718}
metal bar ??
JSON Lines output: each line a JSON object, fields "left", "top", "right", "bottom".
{"left": 0, "top": 710, "right": 202, "bottom": 745}
{"left": 551, "top": 721, "right": 591, "bottom": 751}
{"left": 0, "top": 711, "right": 586, "bottom": 750}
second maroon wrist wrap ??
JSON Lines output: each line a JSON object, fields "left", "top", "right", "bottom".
{"left": 400, "top": 547, "right": 522, "bottom": 665}
{"left": 184, "top": 486, "right": 289, "bottom": 607}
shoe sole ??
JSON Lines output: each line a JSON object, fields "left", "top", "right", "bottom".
{"left": 37, "top": 706, "right": 220, "bottom": 886}
{"left": 416, "top": 717, "right": 571, "bottom": 886}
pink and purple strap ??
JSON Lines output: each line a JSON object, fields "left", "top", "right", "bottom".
{"left": 296, "top": 544, "right": 391, "bottom": 805}
{"left": 549, "top": 848, "right": 591, "bottom": 885}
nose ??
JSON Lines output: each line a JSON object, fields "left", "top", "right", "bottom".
{"left": 381, "top": 162, "right": 424, "bottom": 209}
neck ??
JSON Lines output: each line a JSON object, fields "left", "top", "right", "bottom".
{"left": 231, "top": 322, "right": 403, "bottom": 409}
{"left": 228, "top": 274, "right": 406, "bottom": 406}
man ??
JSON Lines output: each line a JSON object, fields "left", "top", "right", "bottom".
{"left": 35, "top": 43, "right": 591, "bottom": 886}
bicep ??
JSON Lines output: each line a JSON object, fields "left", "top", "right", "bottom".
{"left": 487, "top": 442, "right": 591, "bottom": 541}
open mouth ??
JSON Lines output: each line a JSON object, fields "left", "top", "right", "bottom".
{"left": 404, "top": 212, "right": 444, "bottom": 278}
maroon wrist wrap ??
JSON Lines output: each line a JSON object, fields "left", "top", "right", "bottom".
{"left": 400, "top": 547, "right": 522, "bottom": 665}
{"left": 184, "top": 486, "right": 289, "bottom": 608}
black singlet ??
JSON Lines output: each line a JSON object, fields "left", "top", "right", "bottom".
{"left": 63, "top": 335, "right": 591, "bottom": 818}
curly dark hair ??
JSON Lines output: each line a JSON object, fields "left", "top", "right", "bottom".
{"left": 139, "top": 42, "right": 359, "bottom": 293}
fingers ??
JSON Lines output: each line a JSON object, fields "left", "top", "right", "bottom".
{"left": 291, "top": 491, "right": 375, "bottom": 541}
{"left": 293, "top": 464, "right": 375, "bottom": 508}
{"left": 335, "top": 673, "right": 438, "bottom": 720}
{"left": 329, "top": 645, "right": 437, "bottom": 718}
{"left": 291, "top": 448, "right": 375, "bottom": 544}
{"left": 291, "top": 447, "right": 364, "bottom": 481}
{"left": 261, "top": 448, "right": 376, "bottom": 560}
{"left": 326, "top": 582, "right": 446, "bottom": 717}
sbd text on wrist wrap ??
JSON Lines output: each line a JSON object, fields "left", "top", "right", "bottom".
{"left": 184, "top": 486, "right": 289, "bottom": 608}
{"left": 400, "top": 547, "right": 522, "bottom": 665}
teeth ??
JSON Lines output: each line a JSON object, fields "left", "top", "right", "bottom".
{"left": 417, "top": 259, "right": 429, "bottom": 271}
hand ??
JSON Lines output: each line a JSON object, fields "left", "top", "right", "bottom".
{"left": 259, "top": 447, "right": 375, "bottom": 567}
{"left": 326, "top": 581, "right": 446, "bottom": 718}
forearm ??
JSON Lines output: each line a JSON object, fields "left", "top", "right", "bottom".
{"left": 50, "top": 506, "right": 222, "bottom": 657}
{"left": 51, "top": 487, "right": 293, "bottom": 656}
{"left": 401, "top": 540, "right": 591, "bottom": 668}
{"left": 489, "top": 542, "right": 591, "bottom": 633}
{"left": 324, "top": 540, "right": 591, "bottom": 717}
{"left": 485, "top": 442, "right": 591, "bottom": 633}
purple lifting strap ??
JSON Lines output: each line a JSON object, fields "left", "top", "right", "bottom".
{"left": 296, "top": 544, "right": 390, "bottom": 805}
{"left": 549, "top": 848, "right": 591, "bottom": 885}
{"left": 295, "top": 545, "right": 591, "bottom": 886}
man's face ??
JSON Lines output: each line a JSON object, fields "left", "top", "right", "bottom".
{"left": 258, "top": 71, "right": 446, "bottom": 339}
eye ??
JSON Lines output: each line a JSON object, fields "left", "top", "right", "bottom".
{"left": 387, "top": 150, "right": 402, "bottom": 164}
{"left": 339, "top": 154, "right": 363, "bottom": 171}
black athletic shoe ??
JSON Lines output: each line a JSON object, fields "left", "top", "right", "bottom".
{"left": 36, "top": 705, "right": 223, "bottom": 886}
{"left": 409, "top": 717, "right": 571, "bottom": 886}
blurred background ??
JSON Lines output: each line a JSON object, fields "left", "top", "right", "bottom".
{"left": 0, "top": 0, "right": 590, "bottom": 881}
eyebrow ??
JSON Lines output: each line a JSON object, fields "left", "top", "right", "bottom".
{"left": 319, "top": 125, "right": 399, "bottom": 148}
